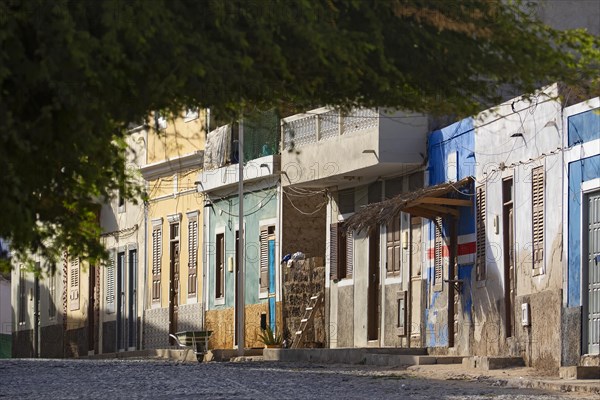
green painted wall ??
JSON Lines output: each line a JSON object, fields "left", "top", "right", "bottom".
{"left": 207, "top": 187, "right": 277, "bottom": 310}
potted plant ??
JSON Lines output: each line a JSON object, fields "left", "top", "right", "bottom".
{"left": 258, "top": 326, "right": 283, "bottom": 348}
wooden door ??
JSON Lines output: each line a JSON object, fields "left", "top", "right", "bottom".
{"left": 116, "top": 251, "right": 126, "bottom": 351}
{"left": 87, "top": 265, "right": 96, "bottom": 354}
{"left": 367, "top": 229, "right": 380, "bottom": 341}
{"left": 503, "top": 177, "right": 515, "bottom": 338}
{"left": 169, "top": 241, "right": 180, "bottom": 338}
{"left": 127, "top": 249, "right": 137, "bottom": 350}
{"left": 33, "top": 275, "right": 40, "bottom": 358}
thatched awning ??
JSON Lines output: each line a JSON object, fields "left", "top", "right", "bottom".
{"left": 344, "top": 176, "right": 474, "bottom": 233}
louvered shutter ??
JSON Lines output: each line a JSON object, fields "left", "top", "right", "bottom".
{"left": 188, "top": 219, "right": 198, "bottom": 296}
{"left": 259, "top": 226, "right": 269, "bottom": 292}
{"left": 346, "top": 230, "right": 354, "bottom": 278}
{"left": 69, "top": 256, "right": 80, "bottom": 311}
{"left": 386, "top": 217, "right": 401, "bottom": 275}
{"left": 330, "top": 223, "right": 338, "bottom": 280}
{"left": 475, "top": 186, "right": 486, "bottom": 280}
{"left": 434, "top": 217, "right": 443, "bottom": 286}
{"left": 106, "top": 251, "right": 115, "bottom": 313}
{"left": 152, "top": 227, "right": 162, "bottom": 301}
{"left": 532, "top": 167, "right": 544, "bottom": 269}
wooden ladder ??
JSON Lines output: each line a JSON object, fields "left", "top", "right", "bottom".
{"left": 291, "top": 294, "right": 322, "bottom": 349}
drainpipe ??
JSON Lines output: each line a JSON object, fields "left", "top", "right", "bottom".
{"left": 140, "top": 127, "right": 149, "bottom": 350}
{"left": 140, "top": 200, "right": 148, "bottom": 350}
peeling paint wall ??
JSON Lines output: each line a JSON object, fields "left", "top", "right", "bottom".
{"left": 426, "top": 116, "right": 475, "bottom": 354}
{"left": 470, "top": 85, "right": 565, "bottom": 369}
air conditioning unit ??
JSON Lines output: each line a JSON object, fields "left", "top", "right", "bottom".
{"left": 521, "top": 303, "right": 530, "bottom": 326}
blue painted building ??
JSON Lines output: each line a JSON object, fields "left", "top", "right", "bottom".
{"left": 198, "top": 114, "right": 282, "bottom": 350}
{"left": 424, "top": 118, "right": 476, "bottom": 353}
{"left": 563, "top": 98, "right": 600, "bottom": 365}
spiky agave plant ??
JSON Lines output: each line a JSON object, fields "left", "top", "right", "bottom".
{"left": 258, "top": 326, "right": 283, "bottom": 346}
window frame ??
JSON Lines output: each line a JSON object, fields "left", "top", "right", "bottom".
{"left": 215, "top": 231, "right": 225, "bottom": 303}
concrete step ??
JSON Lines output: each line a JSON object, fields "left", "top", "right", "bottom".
{"left": 365, "top": 354, "right": 464, "bottom": 367}
{"left": 211, "top": 348, "right": 263, "bottom": 361}
{"left": 365, "top": 347, "right": 427, "bottom": 356}
{"left": 463, "top": 356, "right": 525, "bottom": 370}
{"left": 263, "top": 347, "right": 426, "bottom": 364}
{"left": 580, "top": 354, "right": 600, "bottom": 367}
{"left": 560, "top": 366, "right": 600, "bottom": 380}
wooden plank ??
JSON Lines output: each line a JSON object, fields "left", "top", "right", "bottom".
{"left": 418, "top": 197, "right": 472, "bottom": 207}
{"left": 403, "top": 207, "right": 440, "bottom": 221}
{"left": 418, "top": 204, "right": 460, "bottom": 218}
{"left": 405, "top": 204, "right": 459, "bottom": 218}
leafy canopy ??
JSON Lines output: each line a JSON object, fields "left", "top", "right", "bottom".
{"left": 0, "top": 0, "right": 597, "bottom": 272}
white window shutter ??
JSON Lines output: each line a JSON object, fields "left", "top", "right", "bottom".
{"left": 69, "top": 257, "right": 80, "bottom": 311}
{"left": 106, "top": 252, "right": 115, "bottom": 314}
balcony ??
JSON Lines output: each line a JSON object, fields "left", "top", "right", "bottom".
{"left": 281, "top": 107, "right": 428, "bottom": 187}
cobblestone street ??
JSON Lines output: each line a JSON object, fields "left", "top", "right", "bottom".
{"left": 0, "top": 359, "right": 595, "bottom": 399}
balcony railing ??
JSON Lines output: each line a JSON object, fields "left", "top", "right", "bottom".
{"left": 282, "top": 107, "right": 379, "bottom": 149}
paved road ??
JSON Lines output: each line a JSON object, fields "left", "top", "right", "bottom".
{"left": 0, "top": 359, "right": 591, "bottom": 399}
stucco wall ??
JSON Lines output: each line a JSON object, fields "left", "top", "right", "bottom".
{"left": 147, "top": 111, "right": 205, "bottom": 164}
{"left": 469, "top": 85, "right": 565, "bottom": 366}
{"left": 205, "top": 302, "right": 282, "bottom": 349}
{"left": 147, "top": 191, "right": 204, "bottom": 310}
{"left": 281, "top": 193, "right": 326, "bottom": 259}
{"left": 206, "top": 188, "right": 278, "bottom": 310}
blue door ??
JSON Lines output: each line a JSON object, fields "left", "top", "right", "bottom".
{"left": 268, "top": 238, "right": 276, "bottom": 332}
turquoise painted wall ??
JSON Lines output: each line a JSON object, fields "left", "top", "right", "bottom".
{"left": 207, "top": 187, "right": 277, "bottom": 310}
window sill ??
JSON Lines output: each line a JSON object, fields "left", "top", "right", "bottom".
{"left": 259, "top": 291, "right": 269, "bottom": 300}
{"left": 214, "top": 297, "right": 225, "bottom": 306}
{"left": 337, "top": 278, "right": 354, "bottom": 287}
{"left": 532, "top": 267, "right": 545, "bottom": 277}
{"left": 433, "top": 283, "right": 443, "bottom": 292}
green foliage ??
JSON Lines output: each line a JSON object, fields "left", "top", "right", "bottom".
{"left": 258, "top": 326, "right": 283, "bottom": 346}
{"left": 0, "top": 0, "right": 597, "bottom": 271}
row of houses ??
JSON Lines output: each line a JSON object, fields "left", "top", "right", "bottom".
{"left": 9, "top": 84, "right": 599, "bottom": 373}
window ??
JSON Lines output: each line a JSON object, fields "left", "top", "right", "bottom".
{"left": 368, "top": 181, "right": 382, "bottom": 204}
{"left": 48, "top": 270, "right": 57, "bottom": 319}
{"left": 188, "top": 217, "right": 198, "bottom": 297}
{"left": 433, "top": 217, "right": 443, "bottom": 288}
{"left": 408, "top": 172, "right": 423, "bottom": 191}
{"left": 338, "top": 189, "right": 354, "bottom": 214}
{"left": 259, "top": 226, "right": 269, "bottom": 293}
{"left": 345, "top": 230, "right": 354, "bottom": 279}
{"left": 118, "top": 192, "right": 125, "bottom": 213}
{"left": 18, "top": 266, "right": 26, "bottom": 325}
{"left": 152, "top": 226, "right": 162, "bottom": 302}
{"left": 385, "top": 177, "right": 403, "bottom": 199}
{"left": 69, "top": 256, "right": 80, "bottom": 311}
{"left": 106, "top": 251, "right": 115, "bottom": 313}
{"left": 532, "top": 167, "right": 544, "bottom": 273}
{"left": 215, "top": 233, "right": 225, "bottom": 299}
{"left": 330, "top": 223, "right": 352, "bottom": 280}
{"left": 475, "top": 185, "right": 486, "bottom": 281}
{"left": 184, "top": 108, "right": 199, "bottom": 122}
{"left": 386, "top": 216, "right": 401, "bottom": 276}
